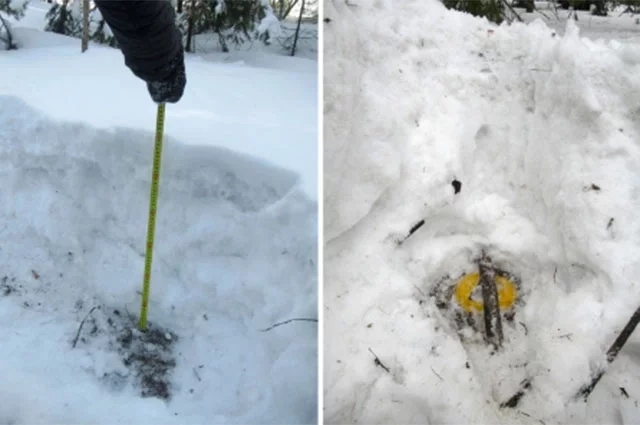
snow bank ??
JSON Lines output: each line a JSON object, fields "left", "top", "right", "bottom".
{"left": 0, "top": 95, "right": 317, "bottom": 424}
{"left": 324, "top": 0, "right": 640, "bottom": 423}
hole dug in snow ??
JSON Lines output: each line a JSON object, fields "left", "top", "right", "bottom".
{"left": 73, "top": 307, "right": 178, "bottom": 401}
{"left": 119, "top": 324, "right": 178, "bottom": 400}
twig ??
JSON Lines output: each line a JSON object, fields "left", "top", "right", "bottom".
{"left": 414, "top": 285, "right": 427, "bottom": 298}
{"left": 72, "top": 306, "right": 97, "bottom": 348}
{"left": 520, "top": 409, "right": 545, "bottom": 424}
{"left": 397, "top": 219, "right": 425, "bottom": 246}
{"left": 519, "top": 321, "right": 528, "bottom": 335}
{"left": 431, "top": 367, "right": 444, "bottom": 381}
{"left": 260, "top": 317, "right": 318, "bottom": 332}
{"left": 192, "top": 367, "right": 202, "bottom": 382}
{"left": 501, "top": 378, "right": 532, "bottom": 408}
{"left": 368, "top": 347, "right": 390, "bottom": 373}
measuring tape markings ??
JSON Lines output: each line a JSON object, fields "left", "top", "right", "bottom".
{"left": 138, "top": 103, "right": 165, "bottom": 330}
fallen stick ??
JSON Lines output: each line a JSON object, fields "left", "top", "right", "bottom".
{"left": 397, "top": 219, "right": 425, "bottom": 246}
{"left": 260, "top": 317, "right": 318, "bottom": 332}
{"left": 479, "top": 251, "right": 503, "bottom": 349}
{"left": 576, "top": 305, "right": 640, "bottom": 400}
{"left": 501, "top": 378, "right": 532, "bottom": 408}
{"left": 72, "top": 306, "right": 98, "bottom": 348}
{"left": 368, "top": 347, "right": 390, "bottom": 373}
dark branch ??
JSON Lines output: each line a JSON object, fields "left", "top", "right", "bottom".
{"left": 577, "top": 305, "right": 640, "bottom": 400}
{"left": 72, "top": 306, "right": 98, "bottom": 348}
{"left": 368, "top": 347, "right": 390, "bottom": 373}
{"left": 479, "top": 250, "right": 503, "bottom": 349}
{"left": 260, "top": 317, "right": 318, "bottom": 332}
{"left": 397, "top": 219, "right": 425, "bottom": 246}
{"left": 431, "top": 367, "right": 444, "bottom": 381}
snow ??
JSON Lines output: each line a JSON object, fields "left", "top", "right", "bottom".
{"left": 258, "top": 11, "right": 283, "bottom": 39}
{"left": 324, "top": 0, "right": 640, "bottom": 424}
{"left": 8, "top": 0, "right": 49, "bottom": 30}
{"left": 188, "top": 19, "right": 318, "bottom": 61}
{"left": 519, "top": 3, "right": 640, "bottom": 45}
{"left": 12, "top": 0, "right": 29, "bottom": 8}
{"left": 0, "top": 4, "right": 317, "bottom": 425}
{"left": 70, "top": 0, "right": 81, "bottom": 20}
{"left": 6, "top": 1, "right": 317, "bottom": 198}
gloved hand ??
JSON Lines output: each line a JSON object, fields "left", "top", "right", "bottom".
{"left": 147, "top": 48, "right": 186, "bottom": 104}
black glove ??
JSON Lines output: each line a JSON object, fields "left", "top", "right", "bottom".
{"left": 147, "top": 48, "right": 186, "bottom": 104}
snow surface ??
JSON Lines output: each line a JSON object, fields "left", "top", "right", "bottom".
{"left": 188, "top": 19, "right": 318, "bottom": 62}
{"left": 324, "top": 0, "right": 640, "bottom": 424}
{"left": 519, "top": 2, "right": 640, "bottom": 45}
{"left": 0, "top": 5, "right": 317, "bottom": 425}
{"left": 5, "top": 1, "right": 318, "bottom": 199}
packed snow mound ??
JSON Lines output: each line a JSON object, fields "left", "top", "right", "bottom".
{"left": 324, "top": 0, "right": 640, "bottom": 423}
{"left": 11, "top": 27, "right": 79, "bottom": 48}
{"left": 0, "top": 96, "right": 317, "bottom": 424}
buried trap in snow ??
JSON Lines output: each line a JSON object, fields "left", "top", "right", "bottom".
{"left": 429, "top": 252, "right": 525, "bottom": 348}
{"left": 426, "top": 252, "right": 534, "bottom": 406}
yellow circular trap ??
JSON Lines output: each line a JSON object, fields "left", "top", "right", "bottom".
{"left": 455, "top": 272, "right": 517, "bottom": 312}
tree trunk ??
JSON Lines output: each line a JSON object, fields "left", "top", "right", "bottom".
{"left": 185, "top": 12, "right": 194, "bottom": 52}
{"left": 177, "top": 0, "right": 183, "bottom": 14}
{"left": 525, "top": 0, "right": 534, "bottom": 12}
{"left": 81, "top": 0, "right": 89, "bottom": 52}
{"left": 291, "top": 0, "right": 304, "bottom": 57}
{"left": 217, "top": 31, "right": 228, "bottom": 52}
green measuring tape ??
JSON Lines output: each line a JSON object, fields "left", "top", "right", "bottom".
{"left": 138, "top": 103, "right": 166, "bottom": 330}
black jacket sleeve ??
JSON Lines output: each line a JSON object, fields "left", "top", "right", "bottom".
{"left": 94, "top": 0, "right": 183, "bottom": 83}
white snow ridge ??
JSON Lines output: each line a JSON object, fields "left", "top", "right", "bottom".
{"left": 324, "top": 0, "right": 640, "bottom": 424}
{"left": 0, "top": 96, "right": 317, "bottom": 425}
